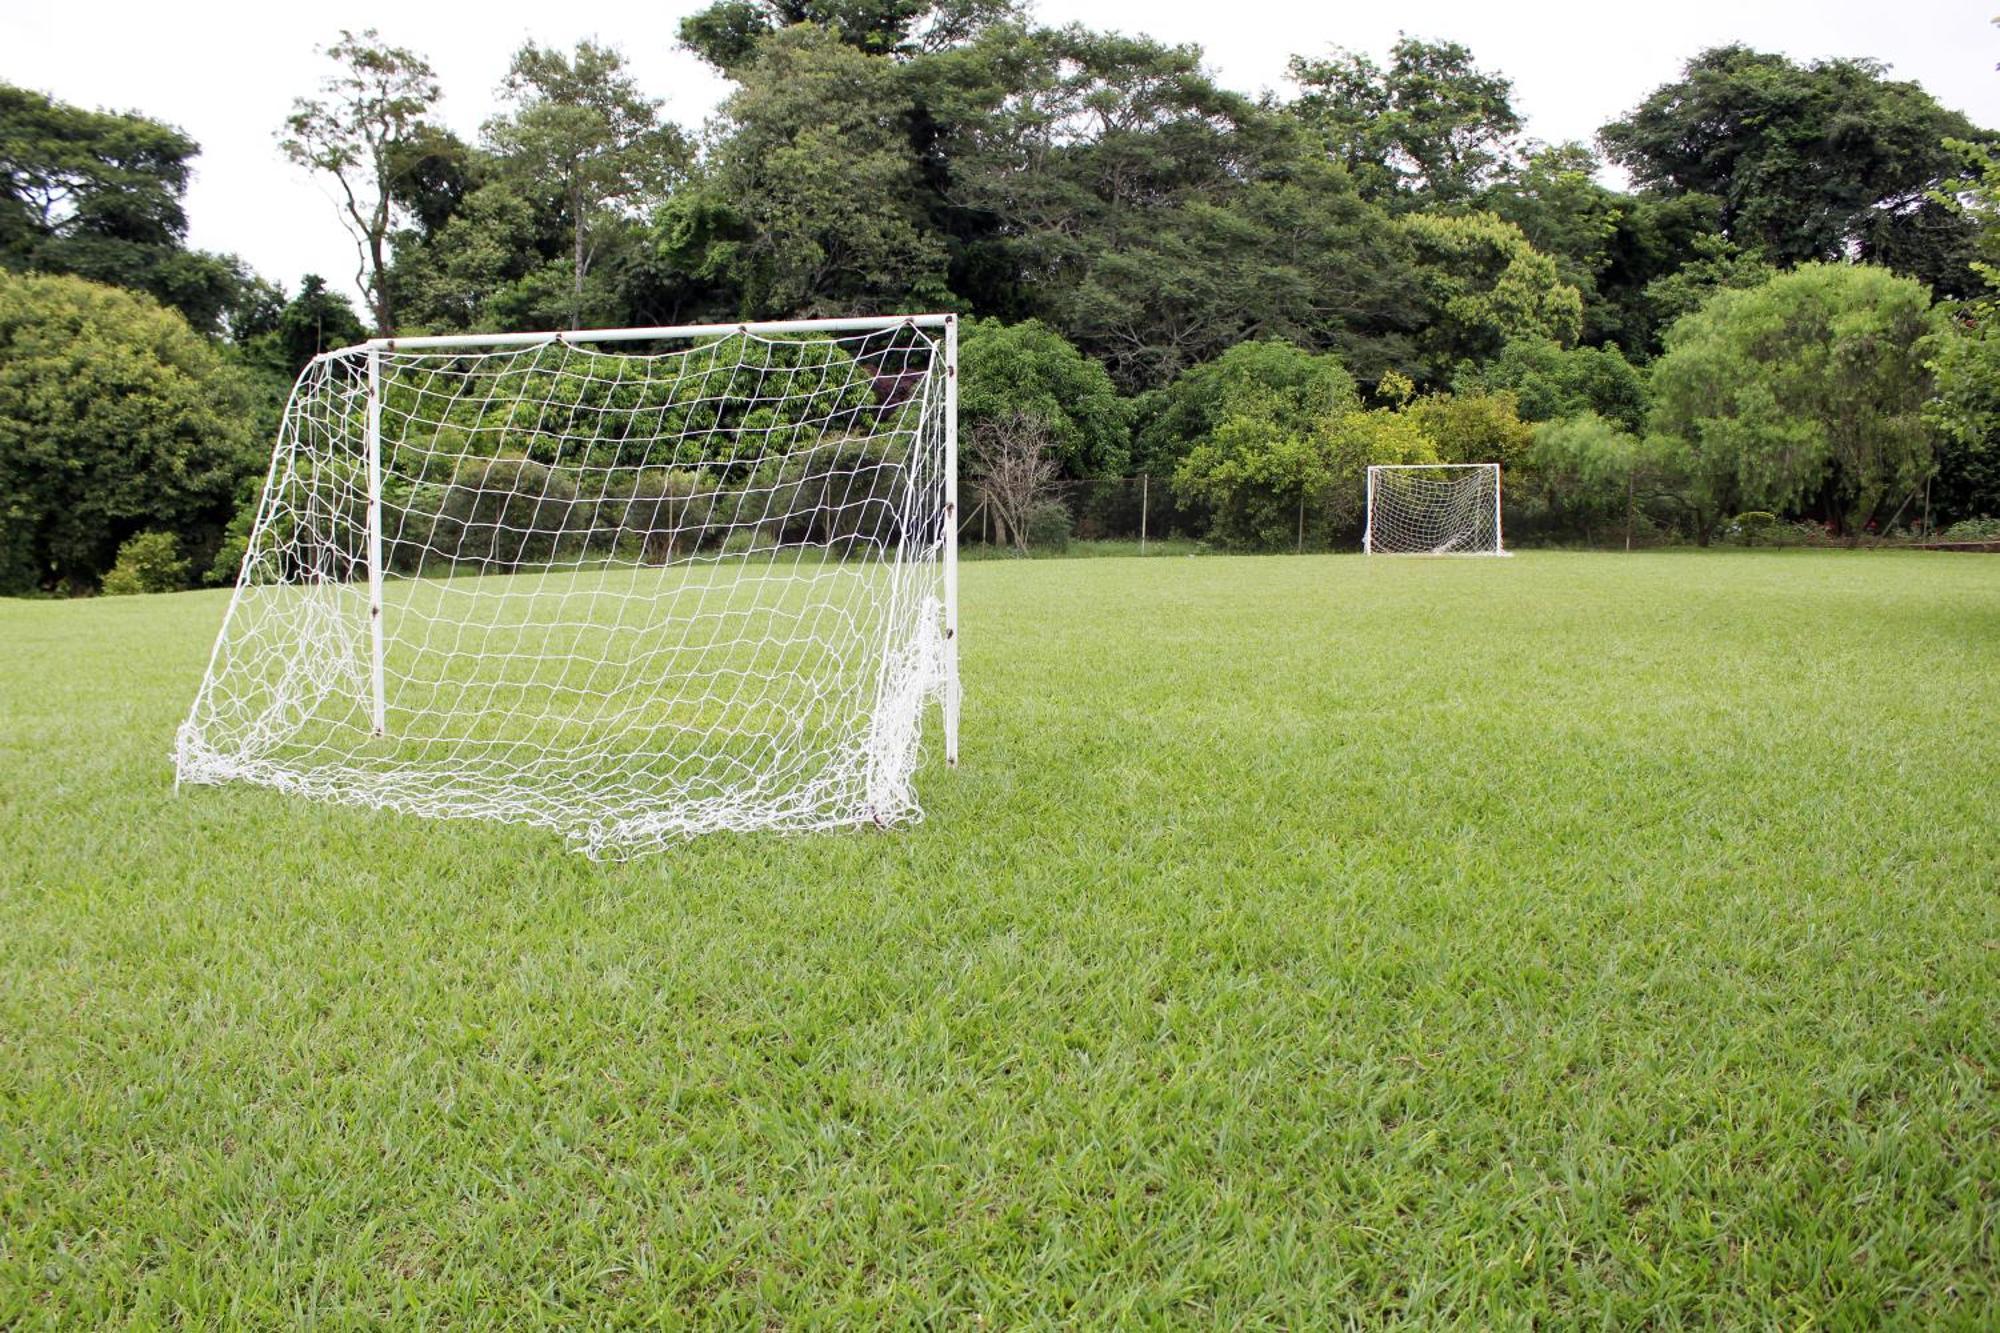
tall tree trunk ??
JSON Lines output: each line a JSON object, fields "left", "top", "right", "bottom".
{"left": 368, "top": 232, "right": 393, "bottom": 336}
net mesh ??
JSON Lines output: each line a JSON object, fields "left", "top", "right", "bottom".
{"left": 1365, "top": 464, "right": 1504, "bottom": 556}
{"left": 175, "top": 323, "right": 955, "bottom": 857}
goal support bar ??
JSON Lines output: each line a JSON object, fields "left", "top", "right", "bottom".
{"left": 942, "top": 315, "right": 960, "bottom": 767}
{"left": 365, "top": 348, "right": 386, "bottom": 735}
{"left": 359, "top": 313, "right": 953, "bottom": 354}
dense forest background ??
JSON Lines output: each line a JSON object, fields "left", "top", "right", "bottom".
{"left": 3, "top": 0, "right": 1999, "bottom": 592}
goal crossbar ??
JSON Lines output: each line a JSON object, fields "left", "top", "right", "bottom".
{"left": 361, "top": 313, "right": 953, "bottom": 354}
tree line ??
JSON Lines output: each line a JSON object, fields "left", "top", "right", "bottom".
{"left": 1, "top": 0, "right": 1996, "bottom": 592}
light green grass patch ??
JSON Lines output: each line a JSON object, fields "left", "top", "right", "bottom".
{"left": 2, "top": 551, "right": 1996, "bottom": 1325}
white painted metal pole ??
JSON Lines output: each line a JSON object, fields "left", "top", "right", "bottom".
{"left": 1140, "top": 473, "right": 1148, "bottom": 555}
{"left": 361, "top": 312, "right": 952, "bottom": 353}
{"left": 1492, "top": 463, "right": 1506, "bottom": 556}
{"left": 942, "top": 316, "right": 960, "bottom": 768}
{"left": 365, "top": 349, "right": 387, "bottom": 736}
{"left": 1363, "top": 467, "right": 1376, "bottom": 555}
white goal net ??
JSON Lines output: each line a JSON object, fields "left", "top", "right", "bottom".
{"left": 176, "top": 315, "right": 960, "bottom": 857}
{"left": 1364, "top": 463, "right": 1506, "bottom": 556}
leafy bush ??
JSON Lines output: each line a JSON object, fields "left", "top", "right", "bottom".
{"left": 1938, "top": 516, "right": 2000, "bottom": 541}
{"left": 959, "top": 318, "right": 1130, "bottom": 476}
{"left": 1175, "top": 403, "right": 1434, "bottom": 550}
{"left": 1453, "top": 337, "right": 1649, "bottom": 432}
{"left": 1727, "top": 511, "right": 1779, "bottom": 545}
{"left": 100, "top": 531, "right": 189, "bottom": 595}
{"left": 0, "top": 272, "right": 260, "bottom": 593}
{"left": 1024, "top": 502, "right": 1073, "bottom": 553}
{"left": 1404, "top": 390, "right": 1535, "bottom": 468}
{"left": 1134, "top": 340, "right": 1358, "bottom": 476}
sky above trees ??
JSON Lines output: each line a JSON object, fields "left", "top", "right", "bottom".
{"left": 4, "top": 0, "right": 1995, "bottom": 314}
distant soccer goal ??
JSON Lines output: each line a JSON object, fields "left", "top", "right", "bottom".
{"left": 1363, "top": 463, "right": 1507, "bottom": 556}
{"left": 175, "top": 315, "right": 960, "bottom": 857}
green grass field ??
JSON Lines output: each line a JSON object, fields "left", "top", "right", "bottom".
{"left": 3, "top": 551, "right": 1996, "bottom": 1326}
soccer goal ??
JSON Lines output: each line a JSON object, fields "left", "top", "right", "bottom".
{"left": 175, "top": 315, "right": 960, "bottom": 857}
{"left": 1363, "top": 463, "right": 1507, "bottom": 556}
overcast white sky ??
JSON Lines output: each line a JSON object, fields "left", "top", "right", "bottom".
{"left": 5, "top": 1, "right": 1997, "bottom": 309}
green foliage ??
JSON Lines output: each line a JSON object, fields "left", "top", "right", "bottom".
{"left": 99, "top": 530, "right": 188, "bottom": 595}
{"left": 1287, "top": 37, "right": 1520, "bottom": 205}
{"left": 1925, "top": 310, "right": 2000, "bottom": 528}
{"left": 924, "top": 25, "right": 1420, "bottom": 389}
{"left": 0, "top": 272, "right": 258, "bottom": 593}
{"left": 1602, "top": 45, "right": 1991, "bottom": 297}
{"left": 378, "top": 334, "right": 881, "bottom": 475}
{"left": 957, "top": 318, "right": 1128, "bottom": 475}
{"left": 1726, "top": 511, "right": 1778, "bottom": 545}
{"left": 0, "top": 84, "right": 264, "bottom": 336}
{"left": 1937, "top": 516, "right": 2000, "bottom": 540}
{"left": 689, "top": 24, "right": 949, "bottom": 317}
{"left": 234, "top": 274, "right": 369, "bottom": 380}
{"left": 1399, "top": 211, "right": 1583, "bottom": 377}
{"left": 1172, "top": 382, "right": 1435, "bottom": 549}
{"left": 1403, "top": 390, "right": 1534, "bottom": 467}
{"left": 679, "top": 0, "right": 1017, "bottom": 70}
{"left": 1022, "top": 500, "right": 1071, "bottom": 552}
{"left": 281, "top": 30, "right": 443, "bottom": 333}
{"left": 1649, "top": 264, "right": 1941, "bottom": 540}
{"left": 1454, "top": 337, "right": 1648, "bottom": 432}
{"left": 1135, "top": 340, "right": 1358, "bottom": 476}
{"left": 485, "top": 41, "right": 690, "bottom": 331}
{"left": 1636, "top": 232, "right": 1776, "bottom": 338}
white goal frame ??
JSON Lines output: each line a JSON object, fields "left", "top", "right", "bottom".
{"left": 177, "top": 314, "right": 960, "bottom": 855}
{"left": 1363, "top": 463, "right": 1507, "bottom": 556}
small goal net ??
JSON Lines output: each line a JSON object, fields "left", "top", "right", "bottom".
{"left": 1364, "top": 463, "right": 1506, "bottom": 556}
{"left": 175, "top": 315, "right": 960, "bottom": 857}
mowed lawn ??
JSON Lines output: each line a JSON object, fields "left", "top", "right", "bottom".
{"left": 2, "top": 550, "right": 1996, "bottom": 1326}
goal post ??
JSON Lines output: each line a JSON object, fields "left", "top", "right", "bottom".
{"left": 176, "top": 314, "right": 961, "bottom": 856}
{"left": 1363, "top": 463, "right": 1507, "bottom": 556}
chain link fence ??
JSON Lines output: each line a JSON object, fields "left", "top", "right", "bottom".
{"left": 958, "top": 476, "right": 1210, "bottom": 554}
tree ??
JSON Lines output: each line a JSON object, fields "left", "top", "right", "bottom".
{"left": 924, "top": 24, "right": 1417, "bottom": 388}
{"left": 680, "top": 0, "right": 1017, "bottom": 70}
{"left": 958, "top": 318, "right": 1129, "bottom": 475}
{"left": 1919, "top": 131, "right": 2000, "bottom": 525}
{"left": 1134, "top": 339, "right": 1358, "bottom": 476}
{"left": 1648, "top": 264, "right": 1942, "bottom": 541}
{"left": 281, "top": 30, "right": 441, "bottom": 334}
{"left": 1453, "top": 337, "right": 1648, "bottom": 432}
{"left": 0, "top": 84, "right": 262, "bottom": 334}
{"left": 1287, "top": 37, "right": 1520, "bottom": 205}
{"left": 1518, "top": 412, "right": 1691, "bottom": 547}
{"left": 1925, "top": 316, "right": 2000, "bottom": 525}
{"left": 267, "top": 274, "right": 368, "bottom": 376}
{"left": 1601, "top": 46, "right": 1992, "bottom": 296}
{"left": 1403, "top": 390, "right": 1534, "bottom": 468}
{"left": 685, "top": 24, "right": 948, "bottom": 317}
{"left": 1634, "top": 233, "right": 1776, "bottom": 346}
{"left": 1398, "top": 211, "right": 1582, "bottom": 377}
{"left": 486, "top": 40, "right": 689, "bottom": 330}
{"left": 0, "top": 273, "right": 259, "bottom": 593}
{"left": 968, "top": 410, "right": 1060, "bottom": 551}
{"left": 1172, "top": 390, "right": 1435, "bottom": 550}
